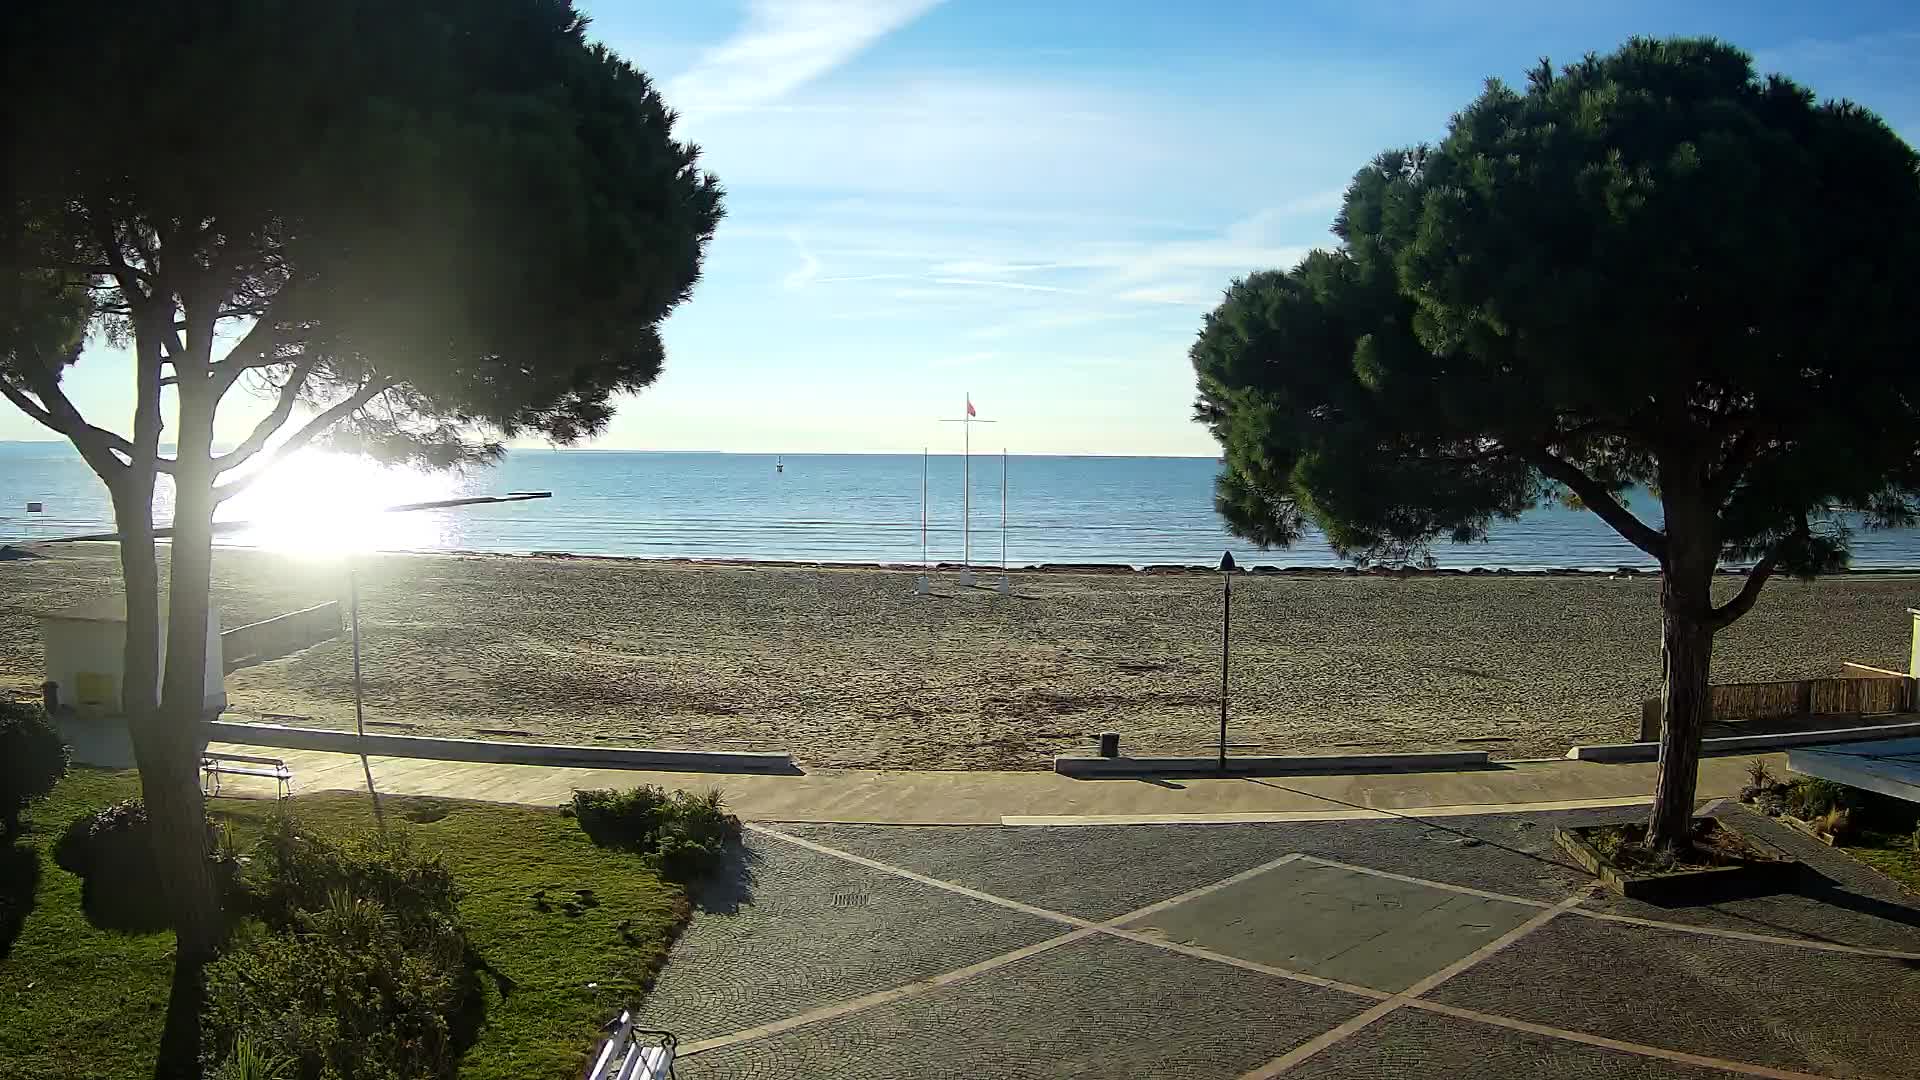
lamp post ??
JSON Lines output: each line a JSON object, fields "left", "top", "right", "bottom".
{"left": 1218, "top": 549, "right": 1235, "bottom": 772}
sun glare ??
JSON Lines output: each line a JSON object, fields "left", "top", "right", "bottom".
{"left": 216, "top": 451, "right": 467, "bottom": 557}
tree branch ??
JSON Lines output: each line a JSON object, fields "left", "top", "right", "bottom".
{"left": 0, "top": 374, "right": 156, "bottom": 475}
{"left": 1707, "top": 427, "right": 1762, "bottom": 506}
{"left": 209, "top": 318, "right": 291, "bottom": 394}
{"left": 1707, "top": 515, "right": 1806, "bottom": 630}
{"left": 1527, "top": 449, "right": 1669, "bottom": 559}
{"left": 212, "top": 358, "right": 319, "bottom": 472}
{"left": 87, "top": 206, "right": 152, "bottom": 303}
{"left": 213, "top": 378, "right": 393, "bottom": 501}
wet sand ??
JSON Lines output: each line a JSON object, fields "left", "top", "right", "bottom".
{"left": 1, "top": 544, "right": 1911, "bottom": 770}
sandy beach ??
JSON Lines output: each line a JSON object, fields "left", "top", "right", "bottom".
{"left": 0, "top": 543, "right": 1913, "bottom": 770}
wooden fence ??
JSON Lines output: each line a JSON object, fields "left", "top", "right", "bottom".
{"left": 1637, "top": 673, "right": 1916, "bottom": 741}
{"left": 222, "top": 601, "right": 343, "bottom": 673}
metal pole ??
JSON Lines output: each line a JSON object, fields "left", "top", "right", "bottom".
{"left": 349, "top": 565, "right": 384, "bottom": 826}
{"left": 1001, "top": 449, "right": 1008, "bottom": 573}
{"left": 1219, "top": 569, "right": 1231, "bottom": 772}
{"left": 963, "top": 395, "right": 971, "bottom": 574}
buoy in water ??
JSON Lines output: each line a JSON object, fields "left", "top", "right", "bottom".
{"left": 25, "top": 502, "right": 42, "bottom": 513}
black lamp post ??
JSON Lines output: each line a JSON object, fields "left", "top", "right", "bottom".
{"left": 1218, "top": 549, "right": 1235, "bottom": 771}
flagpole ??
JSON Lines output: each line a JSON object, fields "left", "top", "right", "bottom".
{"left": 960, "top": 392, "right": 974, "bottom": 586}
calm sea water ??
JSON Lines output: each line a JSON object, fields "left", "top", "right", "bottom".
{"left": 6, "top": 441, "right": 1920, "bottom": 569}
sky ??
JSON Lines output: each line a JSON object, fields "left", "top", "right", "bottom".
{"left": 7, "top": 1, "right": 1920, "bottom": 456}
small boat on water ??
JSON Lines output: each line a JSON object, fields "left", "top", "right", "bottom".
{"left": 776, "top": 455, "right": 784, "bottom": 473}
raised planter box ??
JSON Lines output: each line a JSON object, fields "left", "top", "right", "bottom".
{"left": 1776, "top": 813, "right": 1841, "bottom": 847}
{"left": 1554, "top": 816, "right": 1800, "bottom": 904}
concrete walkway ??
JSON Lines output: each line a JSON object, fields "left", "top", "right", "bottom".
{"left": 197, "top": 741, "right": 1780, "bottom": 824}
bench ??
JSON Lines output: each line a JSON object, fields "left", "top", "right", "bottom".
{"left": 585, "top": 1010, "right": 675, "bottom": 1079}
{"left": 201, "top": 752, "right": 293, "bottom": 799}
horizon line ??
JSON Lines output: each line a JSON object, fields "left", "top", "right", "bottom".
{"left": 0, "top": 438, "right": 1222, "bottom": 461}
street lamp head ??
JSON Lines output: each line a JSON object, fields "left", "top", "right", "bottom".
{"left": 1219, "top": 550, "right": 1236, "bottom": 573}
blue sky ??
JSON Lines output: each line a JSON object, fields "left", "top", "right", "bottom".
{"left": 8, "top": 1, "right": 1919, "bottom": 455}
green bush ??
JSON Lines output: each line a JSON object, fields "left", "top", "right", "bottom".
{"left": 1782, "top": 777, "right": 1853, "bottom": 821}
{"left": 53, "top": 798, "right": 239, "bottom": 931}
{"left": 244, "top": 813, "right": 461, "bottom": 933}
{"left": 570, "top": 786, "right": 741, "bottom": 881}
{"left": 209, "top": 816, "right": 480, "bottom": 1080}
{"left": 0, "top": 700, "right": 68, "bottom": 837}
{"left": 207, "top": 894, "right": 471, "bottom": 1080}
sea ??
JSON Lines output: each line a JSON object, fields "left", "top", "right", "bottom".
{"left": 6, "top": 440, "right": 1920, "bottom": 570}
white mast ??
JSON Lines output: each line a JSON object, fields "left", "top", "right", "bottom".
{"left": 939, "top": 393, "right": 992, "bottom": 588}
{"left": 962, "top": 392, "right": 972, "bottom": 585}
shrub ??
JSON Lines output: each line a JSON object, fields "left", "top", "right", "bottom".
{"left": 54, "top": 799, "right": 237, "bottom": 931}
{"left": 244, "top": 813, "right": 461, "bottom": 933}
{"left": 1782, "top": 777, "right": 1852, "bottom": 821}
{"left": 206, "top": 894, "right": 471, "bottom": 1080}
{"left": 209, "top": 1036, "right": 292, "bottom": 1080}
{"left": 0, "top": 700, "right": 68, "bottom": 837}
{"left": 571, "top": 785, "right": 672, "bottom": 850}
{"left": 1812, "top": 807, "right": 1855, "bottom": 843}
{"left": 570, "top": 786, "right": 741, "bottom": 882}
{"left": 209, "top": 815, "right": 479, "bottom": 1080}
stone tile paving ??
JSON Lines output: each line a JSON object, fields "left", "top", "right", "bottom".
{"left": 673, "top": 935, "right": 1376, "bottom": 1080}
{"left": 1286, "top": 1008, "right": 1758, "bottom": 1080}
{"left": 777, "top": 819, "right": 1307, "bottom": 920}
{"left": 636, "top": 838, "right": 1064, "bottom": 1041}
{"left": 1429, "top": 915, "right": 1920, "bottom": 1077}
{"left": 1122, "top": 859, "right": 1538, "bottom": 992}
{"left": 650, "top": 809, "right": 1920, "bottom": 1078}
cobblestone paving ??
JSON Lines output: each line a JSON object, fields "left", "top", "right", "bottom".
{"left": 1286, "top": 1008, "right": 1756, "bottom": 1080}
{"left": 645, "top": 809, "right": 1920, "bottom": 1078}
{"left": 637, "top": 838, "right": 1064, "bottom": 1040}
{"left": 1429, "top": 915, "right": 1920, "bottom": 1077}
{"left": 674, "top": 935, "right": 1376, "bottom": 1079}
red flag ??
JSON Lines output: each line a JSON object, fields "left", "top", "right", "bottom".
{"left": 966, "top": 398, "right": 977, "bottom": 417}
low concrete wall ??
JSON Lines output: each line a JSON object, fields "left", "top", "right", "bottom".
{"left": 205, "top": 720, "right": 796, "bottom": 774}
{"left": 1054, "top": 750, "right": 1490, "bottom": 779}
{"left": 1569, "top": 719, "right": 1920, "bottom": 763}
{"left": 222, "top": 602, "right": 342, "bottom": 673}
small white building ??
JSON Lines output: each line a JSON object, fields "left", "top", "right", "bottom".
{"left": 40, "top": 595, "right": 226, "bottom": 717}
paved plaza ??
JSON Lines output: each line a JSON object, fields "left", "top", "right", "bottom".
{"left": 640, "top": 802, "right": 1920, "bottom": 1078}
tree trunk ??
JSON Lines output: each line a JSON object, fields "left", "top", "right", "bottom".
{"left": 148, "top": 373, "right": 225, "bottom": 1079}
{"left": 1646, "top": 483, "right": 1719, "bottom": 852}
{"left": 1647, "top": 600, "right": 1714, "bottom": 849}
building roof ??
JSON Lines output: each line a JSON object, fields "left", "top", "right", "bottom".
{"left": 41, "top": 595, "right": 128, "bottom": 624}
{"left": 1786, "top": 736, "right": 1920, "bottom": 805}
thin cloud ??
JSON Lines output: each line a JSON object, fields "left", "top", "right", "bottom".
{"left": 781, "top": 234, "right": 822, "bottom": 289}
{"left": 670, "top": 0, "right": 944, "bottom": 111}
{"left": 930, "top": 277, "right": 1082, "bottom": 294}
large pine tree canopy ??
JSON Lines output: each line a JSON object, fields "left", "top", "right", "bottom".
{"left": 0, "top": 0, "right": 723, "bottom": 470}
{"left": 1193, "top": 37, "right": 1920, "bottom": 579}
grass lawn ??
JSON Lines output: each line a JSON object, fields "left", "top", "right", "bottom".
{"left": 1844, "top": 830, "right": 1920, "bottom": 894}
{"left": 0, "top": 769, "right": 691, "bottom": 1079}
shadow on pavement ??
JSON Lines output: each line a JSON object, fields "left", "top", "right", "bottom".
{"left": 693, "top": 841, "right": 764, "bottom": 915}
